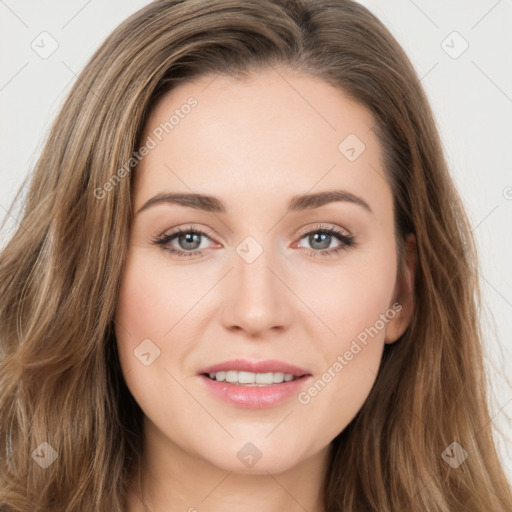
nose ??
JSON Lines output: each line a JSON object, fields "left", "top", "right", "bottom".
{"left": 220, "top": 242, "right": 294, "bottom": 337}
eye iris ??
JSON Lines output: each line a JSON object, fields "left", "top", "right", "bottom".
{"left": 179, "top": 232, "right": 201, "bottom": 250}
{"left": 310, "top": 232, "right": 331, "bottom": 250}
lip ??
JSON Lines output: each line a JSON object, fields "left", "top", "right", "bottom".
{"left": 198, "top": 374, "right": 312, "bottom": 409}
{"left": 198, "top": 358, "right": 311, "bottom": 377}
{"left": 197, "top": 358, "right": 313, "bottom": 409}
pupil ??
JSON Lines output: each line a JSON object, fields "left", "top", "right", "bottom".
{"left": 310, "top": 232, "right": 330, "bottom": 250}
{"left": 180, "top": 232, "right": 200, "bottom": 250}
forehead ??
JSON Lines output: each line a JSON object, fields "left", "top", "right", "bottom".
{"left": 134, "top": 67, "right": 388, "bottom": 212}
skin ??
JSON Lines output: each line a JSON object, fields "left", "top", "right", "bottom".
{"left": 115, "top": 66, "right": 416, "bottom": 512}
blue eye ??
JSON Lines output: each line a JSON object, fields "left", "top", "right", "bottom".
{"left": 152, "top": 224, "right": 356, "bottom": 259}
{"left": 153, "top": 226, "right": 211, "bottom": 258}
{"left": 296, "top": 226, "right": 356, "bottom": 257}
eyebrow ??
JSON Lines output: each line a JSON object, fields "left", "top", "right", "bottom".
{"left": 136, "top": 189, "right": 373, "bottom": 215}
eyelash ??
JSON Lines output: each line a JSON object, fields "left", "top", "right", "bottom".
{"left": 152, "top": 224, "right": 356, "bottom": 259}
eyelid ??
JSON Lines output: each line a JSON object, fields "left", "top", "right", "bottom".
{"left": 295, "top": 223, "right": 351, "bottom": 239}
{"left": 158, "top": 224, "right": 220, "bottom": 244}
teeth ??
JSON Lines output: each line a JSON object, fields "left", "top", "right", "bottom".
{"left": 238, "top": 371, "right": 255, "bottom": 384}
{"left": 255, "top": 372, "right": 274, "bottom": 385}
{"left": 272, "top": 372, "right": 284, "bottom": 383}
{"left": 207, "top": 370, "right": 298, "bottom": 385}
{"left": 225, "top": 370, "right": 238, "bottom": 383}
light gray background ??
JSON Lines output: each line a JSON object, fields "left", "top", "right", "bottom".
{"left": 1, "top": 0, "right": 511, "bottom": 483}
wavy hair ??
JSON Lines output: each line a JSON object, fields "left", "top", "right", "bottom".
{"left": 1, "top": 0, "right": 511, "bottom": 510}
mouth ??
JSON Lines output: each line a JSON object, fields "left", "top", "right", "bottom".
{"left": 197, "top": 359, "right": 312, "bottom": 408}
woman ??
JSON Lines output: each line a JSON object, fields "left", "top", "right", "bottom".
{"left": 1, "top": 0, "right": 511, "bottom": 510}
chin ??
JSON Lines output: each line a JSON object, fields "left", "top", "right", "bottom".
{"left": 199, "top": 438, "right": 308, "bottom": 475}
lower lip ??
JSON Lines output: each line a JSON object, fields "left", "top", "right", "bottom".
{"left": 198, "top": 375, "right": 311, "bottom": 409}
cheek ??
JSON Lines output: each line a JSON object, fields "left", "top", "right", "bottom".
{"left": 113, "top": 248, "right": 217, "bottom": 382}
{"left": 296, "top": 290, "right": 391, "bottom": 443}
{"left": 115, "top": 250, "right": 185, "bottom": 342}
{"left": 300, "top": 239, "right": 397, "bottom": 349}
{"left": 295, "top": 242, "right": 396, "bottom": 435}
{"left": 113, "top": 251, "right": 194, "bottom": 424}
{"left": 113, "top": 251, "right": 178, "bottom": 385}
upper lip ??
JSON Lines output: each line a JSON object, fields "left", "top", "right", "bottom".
{"left": 199, "top": 359, "right": 311, "bottom": 377}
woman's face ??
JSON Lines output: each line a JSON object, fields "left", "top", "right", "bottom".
{"left": 114, "top": 67, "right": 415, "bottom": 475}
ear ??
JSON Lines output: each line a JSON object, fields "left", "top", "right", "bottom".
{"left": 385, "top": 233, "right": 417, "bottom": 344}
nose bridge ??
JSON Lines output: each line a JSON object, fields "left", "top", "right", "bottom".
{"left": 234, "top": 234, "right": 280, "bottom": 304}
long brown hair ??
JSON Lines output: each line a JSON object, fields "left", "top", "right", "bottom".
{"left": 1, "top": 0, "right": 511, "bottom": 510}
